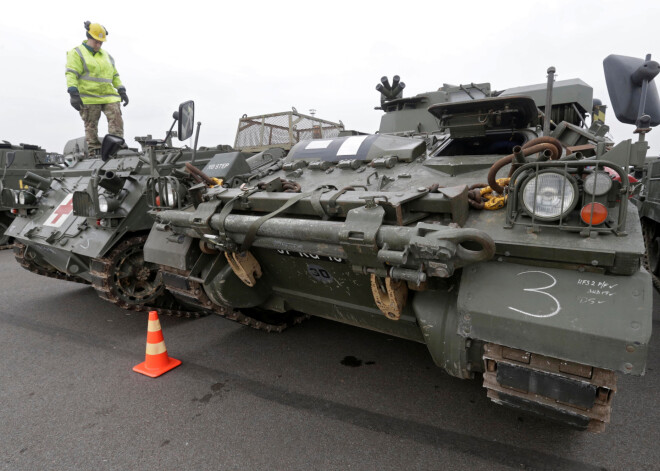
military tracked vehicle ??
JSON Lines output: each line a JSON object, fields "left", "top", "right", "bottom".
{"left": 5, "top": 102, "right": 337, "bottom": 316}
{"left": 144, "top": 56, "right": 656, "bottom": 431}
{"left": 0, "top": 141, "right": 62, "bottom": 245}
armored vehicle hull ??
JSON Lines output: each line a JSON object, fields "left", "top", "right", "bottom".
{"left": 140, "top": 66, "right": 654, "bottom": 431}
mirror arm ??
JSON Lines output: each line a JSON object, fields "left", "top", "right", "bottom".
{"left": 634, "top": 54, "right": 660, "bottom": 128}
{"left": 191, "top": 122, "right": 202, "bottom": 164}
{"left": 148, "top": 147, "right": 159, "bottom": 178}
{"left": 636, "top": 55, "right": 652, "bottom": 123}
{"left": 163, "top": 118, "right": 178, "bottom": 145}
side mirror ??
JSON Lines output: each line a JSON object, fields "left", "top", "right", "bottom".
{"left": 100, "top": 134, "right": 126, "bottom": 162}
{"left": 177, "top": 100, "right": 195, "bottom": 141}
{"left": 603, "top": 54, "right": 660, "bottom": 126}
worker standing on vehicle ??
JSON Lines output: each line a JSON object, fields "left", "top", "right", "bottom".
{"left": 65, "top": 21, "right": 129, "bottom": 155}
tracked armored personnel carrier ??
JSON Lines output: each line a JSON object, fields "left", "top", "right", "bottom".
{"left": 143, "top": 57, "right": 655, "bottom": 431}
{"left": 0, "top": 141, "right": 62, "bottom": 245}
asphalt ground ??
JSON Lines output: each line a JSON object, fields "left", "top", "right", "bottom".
{"left": 0, "top": 249, "right": 658, "bottom": 471}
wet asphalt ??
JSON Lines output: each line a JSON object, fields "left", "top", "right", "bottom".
{"left": 0, "top": 249, "right": 658, "bottom": 471}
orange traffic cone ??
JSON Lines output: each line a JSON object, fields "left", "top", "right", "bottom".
{"left": 133, "top": 311, "right": 181, "bottom": 378}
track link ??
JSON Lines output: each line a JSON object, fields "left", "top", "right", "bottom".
{"left": 161, "top": 266, "right": 308, "bottom": 333}
{"left": 13, "top": 242, "right": 90, "bottom": 284}
{"left": 89, "top": 234, "right": 204, "bottom": 319}
{"left": 483, "top": 343, "right": 617, "bottom": 432}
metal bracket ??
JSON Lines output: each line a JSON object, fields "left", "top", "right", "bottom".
{"left": 339, "top": 204, "right": 385, "bottom": 267}
{"left": 190, "top": 199, "right": 223, "bottom": 238}
{"left": 370, "top": 274, "right": 408, "bottom": 320}
{"left": 225, "top": 251, "right": 262, "bottom": 287}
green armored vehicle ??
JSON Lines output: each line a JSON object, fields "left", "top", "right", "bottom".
{"left": 4, "top": 103, "right": 245, "bottom": 313}
{"left": 144, "top": 57, "right": 655, "bottom": 431}
{"left": 0, "top": 141, "right": 62, "bottom": 245}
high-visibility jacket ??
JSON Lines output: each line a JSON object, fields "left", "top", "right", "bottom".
{"left": 65, "top": 41, "right": 123, "bottom": 105}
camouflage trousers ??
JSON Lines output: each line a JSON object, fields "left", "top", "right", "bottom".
{"left": 79, "top": 102, "right": 124, "bottom": 153}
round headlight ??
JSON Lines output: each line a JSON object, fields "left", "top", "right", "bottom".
{"left": 583, "top": 171, "right": 612, "bottom": 196}
{"left": 521, "top": 171, "right": 577, "bottom": 221}
{"left": 98, "top": 195, "right": 109, "bottom": 213}
{"left": 164, "top": 186, "right": 178, "bottom": 207}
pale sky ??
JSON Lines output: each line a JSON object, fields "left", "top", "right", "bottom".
{"left": 1, "top": 0, "right": 659, "bottom": 156}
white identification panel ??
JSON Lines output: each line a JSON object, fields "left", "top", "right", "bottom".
{"left": 336, "top": 136, "right": 368, "bottom": 156}
{"left": 44, "top": 193, "right": 75, "bottom": 228}
{"left": 305, "top": 140, "right": 333, "bottom": 150}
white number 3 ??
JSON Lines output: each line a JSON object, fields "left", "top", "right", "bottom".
{"left": 508, "top": 271, "right": 562, "bottom": 318}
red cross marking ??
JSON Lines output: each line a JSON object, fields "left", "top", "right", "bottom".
{"left": 51, "top": 198, "right": 74, "bottom": 224}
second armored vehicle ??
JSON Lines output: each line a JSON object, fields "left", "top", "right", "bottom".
{"left": 6, "top": 103, "right": 232, "bottom": 313}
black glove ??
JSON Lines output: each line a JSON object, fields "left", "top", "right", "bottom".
{"left": 69, "top": 89, "right": 83, "bottom": 111}
{"left": 118, "top": 87, "right": 129, "bottom": 107}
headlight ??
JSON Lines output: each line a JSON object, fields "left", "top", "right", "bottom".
{"left": 521, "top": 171, "right": 577, "bottom": 221}
{"left": 98, "top": 195, "right": 109, "bottom": 213}
{"left": 163, "top": 185, "right": 178, "bottom": 207}
{"left": 583, "top": 171, "right": 612, "bottom": 196}
{"left": 97, "top": 194, "right": 121, "bottom": 213}
{"left": 18, "top": 191, "right": 36, "bottom": 205}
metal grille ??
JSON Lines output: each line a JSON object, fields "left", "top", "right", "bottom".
{"left": 505, "top": 160, "right": 629, "bottom": 236}
{"left": 72, "top": 191, "right": 95, "bottom": 217}
{"left": 234, "top": 110, "right": 344, "bottom": 152}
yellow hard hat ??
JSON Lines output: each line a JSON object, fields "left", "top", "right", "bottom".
{"left": 84, "top": 21, "right": 108, "bottom": 42}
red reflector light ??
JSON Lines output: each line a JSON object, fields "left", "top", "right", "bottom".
{"left": 11, "top": 209, "right": 17, "bottom": 214}
{"left": 96, "top": 219, "right": 102, "bottom": 226}
{"left": 155, "top": 195, "right": 161, "bottom": 207}
{"left": 580, "top": 202, "right": 608, "bottom": 225}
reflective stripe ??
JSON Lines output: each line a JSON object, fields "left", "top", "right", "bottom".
{"left": 147, "top": 319, "right": 161, "bottom": 332}
{"left": 66, "top": 67, "right": 81, "bottom": 78}
{"left": 146, "top": 342, "right": 167, "bottom": 355}
{"left": 80, "top": 93, "right": 120, "bottom": 98}
{"left": 108, "top": 53, "right": 116, "bottom": 67}
{"left": 80, "top": 75, "right": 113, "bottom": 83}
{"left": 74, "top": 47, "right": 89, "bottom": 74}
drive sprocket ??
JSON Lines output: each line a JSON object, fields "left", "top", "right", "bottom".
{"left": 90, "top": 234, "right": 205, "bottom": 318}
